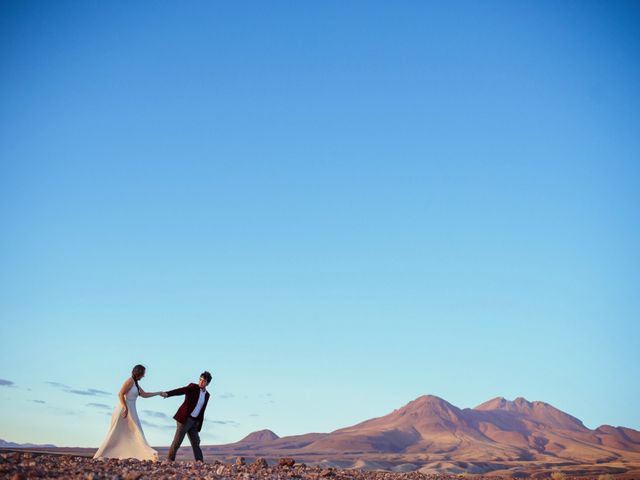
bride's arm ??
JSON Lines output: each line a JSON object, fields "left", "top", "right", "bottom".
{"left": 138, "top": 386, "right": 161, "bottom": 398}
{"left": 119, "top": 378, "right": 134, "bottom": 417}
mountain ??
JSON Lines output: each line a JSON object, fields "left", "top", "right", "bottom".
{"left": 237, "top": 429, "right": 280, "bottom": 444}
{"left": 202, "top": 394, "right": 640, "bottom": 477}
{"left": 300, "top": 395, "right": 487, "bottom": 454}
{"left": 0, "top": 439, "right": 56, "bottom": 449}
{"left": 473, "top": 396, "right": 588, "bottom": 432}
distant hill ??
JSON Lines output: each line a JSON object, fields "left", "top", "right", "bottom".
{"left": 0, "top": 439, "right": 56, "bottom": 449}
{"left": 237, "top": 429, "right": 280, "bottom": 444}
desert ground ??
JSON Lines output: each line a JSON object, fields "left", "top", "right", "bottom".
{"left": 2, "top": 449, "right": 640, "bottom": 480}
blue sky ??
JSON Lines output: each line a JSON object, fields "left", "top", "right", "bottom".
{"left": 1, "top": 0, "right": 639, "bottom": 447}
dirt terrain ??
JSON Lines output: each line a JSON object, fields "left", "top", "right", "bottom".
{"left": 2, "top": 450, "right": 639, "bottom": 480}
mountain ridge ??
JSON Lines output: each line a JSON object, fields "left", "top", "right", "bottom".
{"left": 0, "top": 439, "right": 57, "bottom": 449}
{"left": 202, "top": 394, "right": 640, "bottom": 476}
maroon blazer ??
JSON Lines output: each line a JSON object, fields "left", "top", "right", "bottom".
{"left": 166, "top": 383, "right": 210, "bottom": 432}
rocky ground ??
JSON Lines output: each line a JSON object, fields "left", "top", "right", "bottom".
{"left": 0, "top": 451, "right": 627, "bottom": 480}
{"left": 0, "top": 452, "right": 452, "bottom": 480}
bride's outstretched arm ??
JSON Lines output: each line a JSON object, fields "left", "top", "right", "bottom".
{"left": 138, "top": 387, "right": 162, "bottom": 398}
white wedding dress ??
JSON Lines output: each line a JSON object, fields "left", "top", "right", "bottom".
{"left": 93, "top": 382, "right": 158, "bottom": 461}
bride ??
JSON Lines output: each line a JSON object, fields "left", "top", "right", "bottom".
{"left": 94, "top": 364, "right": 165, "bottom": 461}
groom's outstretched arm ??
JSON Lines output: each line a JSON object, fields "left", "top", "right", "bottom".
{"left": 165, "top": 385, "right": 192, "bottom": 397}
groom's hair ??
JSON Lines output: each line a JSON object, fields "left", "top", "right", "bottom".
{"left": 200, "top": 371, "right": 212, "bottom": 384}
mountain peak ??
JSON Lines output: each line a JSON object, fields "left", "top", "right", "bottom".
{"left": 474, "top": 396, "right": 508, "bottom": 410}
{"left": 405, "top": 394, "right": 452, "bottom": 407}
{"left": 475, "top": 396, "right": 536, "bottom": 411}
{"left": 238, "top": 429, "right": 279, "bottom": 443}
{"left": 396, "top": 394, "right": 462, "bottom": 415}
{"left": 473, "top": 396, "right": 587, "bottom": 431}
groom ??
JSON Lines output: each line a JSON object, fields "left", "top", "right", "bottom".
{"left": 164, "top": 371, "right": 212, "bottom": 462}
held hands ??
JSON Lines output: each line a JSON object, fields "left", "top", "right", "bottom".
{"left": 161, "top": 392, "right": 168, "bottom": 398}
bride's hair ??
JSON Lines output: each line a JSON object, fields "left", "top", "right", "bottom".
{"left": 131, "top": 364, "right": 146, "bottom": 392}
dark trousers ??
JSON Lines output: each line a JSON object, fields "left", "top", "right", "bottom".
{"left": 167, "top": 417, "right": 203, "bottom": 461}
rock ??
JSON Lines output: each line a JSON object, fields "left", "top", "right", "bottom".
{"left": 253, "top": 457, "right": 269, "bottom": 469}
{"left": 123, "top": 472, "right": 142, "bottom": 480}
{"left": 279, "top": 457, "right": 296, "bottom": 467}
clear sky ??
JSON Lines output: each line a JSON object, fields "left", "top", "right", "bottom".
{"left": 1, "top": 1, "right": 639, "bottom": 448}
